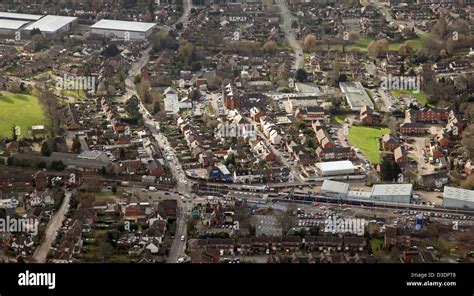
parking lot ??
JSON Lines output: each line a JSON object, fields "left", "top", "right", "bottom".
{"left": 253, "top": 214, "right": 282, "bottom": 237}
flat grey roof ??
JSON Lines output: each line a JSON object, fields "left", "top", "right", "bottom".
{"left": 321, "top": 180, "right": 349, "bottom": 194}
{"left": 90, "top": 19, "right": 156, "bottom": 32}
{"left": 24, "top": 15, "right": 77, "bottom": 33}
{"left": 339, "top": 81, "right": 374, "bottom": 109}
{"left": 0, "top": 12, "right": 43, "bottom": 21}
{"left": 317, "top": 160, "right": 355, "bottom": 172}
{"left": 443, "top": 186, "right": 474, "bottom": 203}
{"left": 0, "top": 19, "right": 30, "bottom": 30}
{"left": 371, "top": 184, "right": 413, "bottom": 196}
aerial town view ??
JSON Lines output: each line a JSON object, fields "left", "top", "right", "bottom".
{"left": 0, "top": 0, "right": 473, "bottom": 273}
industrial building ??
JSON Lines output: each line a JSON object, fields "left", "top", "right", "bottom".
{"left": 320, "top": 180, "right": 349, "bottom": 198}
{"left": 90, "top": 19, "right": 157, "bottom": 40}
{"left": 443, "top": 186, "right": 474, "bottom": 209}
{"left": 23, "top": 15, "right": 77, "bottom": 37}
{"left": 316, "top": 160, "right": 355, "bottom": 176}
{"left": 0, "top": 19, "right": 30, "bottom": 35}
{"left": 370, "top": 184, "right": 413, "bottom": 204}
{"left": 339, "top": 81, "right": 374, "bottom": 111}
{"left": 0, "top": 12, "right": 43, "bottom": 22}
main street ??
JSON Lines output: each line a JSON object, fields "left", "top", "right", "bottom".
{"left": 276, "top": 0, "right": 303, "bottom": 70}
{"left": 33, "top": 191, "right": 72, "bottom": 263}
{"left": 123, "top": 4, "right": 195, "bottom": 263}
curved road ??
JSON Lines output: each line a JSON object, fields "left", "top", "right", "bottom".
{"left": 276, "top": 0, "right": 303, "bottom": 70}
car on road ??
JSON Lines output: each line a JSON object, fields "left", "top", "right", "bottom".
{"left": 180, "top": 235, "right": 185, "bottom": 241}
{"left": 177, "top": 257, "right": 185, "bottom": 263}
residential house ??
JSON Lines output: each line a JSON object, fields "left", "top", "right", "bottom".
{"left": 316, "top": 146, "right": 355, "bottom": 161}
{"left": 394, "top": 147, "right": 408, "bottom": 166}
{"left": 400, "top": 122, "right": 426, "bottom": 135}
{"left": 381, "top": 133, "right": 401, "bottom": 151}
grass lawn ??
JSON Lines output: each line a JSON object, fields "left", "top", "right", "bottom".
{"left": 370, "top": 238, "right": 384, "bottom": 252}
{"left": 390, "top": 89, "right": 428, "bottom": 106}
{"left": 205, "top": 105, "right": 215, "bottom": 115}
{"left": 331, "top": 114, "right": 346, "bottom": 125}
{"left": 57, "top": 88, "right": 86, "bottom": 99}
{"left": 95, "top": 191, "right": 119, "bottom": 203}
{"left": 0, "top": 91, "right": 47, "bottom": 138}
{"left": 348, "top": 125, "right": 390, "bottom": 164}
{"left": 365, "top": 88, "right": 374, "bottom": 100}
{"left": 321, "top": 34, "right": 424, "bottom": 53}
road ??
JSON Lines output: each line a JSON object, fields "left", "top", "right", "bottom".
{"left": 276, "top": 0, "right": 303, "bottom": 70}
{"left": 166, "top": 199, "right": 192, "bottom": 263}
{"left": 177, "top": 0, "right": 193, "bottom": 25}
{"left": 122, "top": 4, "right": 196, "bottom": 262}
{"left": 32, "top": 191, "right": 71, "bottom": 263}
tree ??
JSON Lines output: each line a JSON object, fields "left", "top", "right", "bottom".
{"left": 11, "top": 125, "right": 17, "bottom": 142}
{"left": 137, "top": 80, "right": 152, "bottom": 104}
{"left": 111, "top": 183, "right": 118, "bottom": 194}
{"left": 50, "top": 160, "right": 66, "bottom": 171}
{"left": 461, "top": 124, "right": 474, "bottom": 161}
{"left": 368, "top": 39, "right": 389, "bottom": 58}
{"left": 125, "top": 95, "right": 142, "bottom": 120}
{"left": 295, "top": 69, "right": 308, "bottom": 82}
{"left": 72, "top": 136, "right": 81, "bottom": 154}
{"left": 263, "top": 40, "right": 278, "bottom": 54}
{"left": 41, "top": 142, "right": 51, "bottom": 156}
{"left": 30, "top": 28, "right": 42, "bottom": 36}
{"left": 380, "top": 159, "right": 401, "bottom": 181}
{"left": 348, "top": 31, "right": 359, "bottom": 43}
{"left": 187, "top": 218, "right": 197, "bottom": 236}
{"left": 303, "top": 34, "right": 317, "bottom": 52}
{"left": 399, "top": 41, "right": 413, "bottom": 56}
{"left": 133, "top": 75, "right": 141, "bottom": 85}
{"left": 101, "top": 44, "right": 120, "bottom": 58}
{"left": 178, "top": 42, "right": 195, "bottom": 65}
{"left": 188, "top": 89, "right": 201, "bottom": 101}
{"left": 38, "top": 88, "right": 62, "bottom": 137}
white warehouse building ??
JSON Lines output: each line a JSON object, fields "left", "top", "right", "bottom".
{"left": 0, "top": 12, "right": 43, "bottom": 22}
{"left": 0, "top": 19, "right": 30, "bottom": 35}
{"left": 320, "top": 180, "right": 349, "bottom": 199}
{"left": 23, "top": 15, "right": 77, "bottom": 37}
{"left": 316, "top": 160, "right": 355, "bottom": 176}
{"left": 370, "top": 184, "right": 413, "bottom": 204}
{"left": 90, "top": 19, "right": 156, "bottom": 40}
{"left": 443, "top": 186, "right": 474, "bottom": 209}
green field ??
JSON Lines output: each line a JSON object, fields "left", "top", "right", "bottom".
{"left": 348, "top": 125, "right": 390, "bottom": 164}
{"left": 57, "top": 88, "right": 86, "bottom": 99}
{"left": 317, "top": 34, "right": 425, "bottom": 53}
{"left": 331, "top": 114, "right": 346, "bottom": 125}
{"left": 0, "top": 91, "right": 47, "bottom": 138}
{"left": 390, "top": 89, "right": 428, "bottom": 106}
